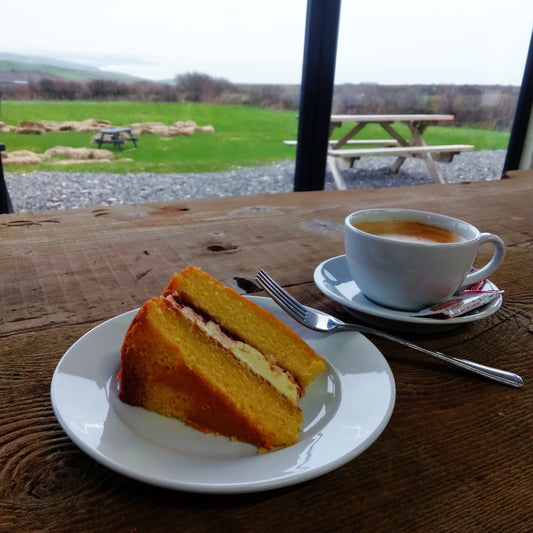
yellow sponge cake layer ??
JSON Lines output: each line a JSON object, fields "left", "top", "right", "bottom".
{"left": 120, "top": 297, "right": 303, "bottom": 450}
{"left": 168, "top": 294, "right": 302, "bottom": 403}
{"left": 165, "top": 266, "right": 326, "bottom": 388}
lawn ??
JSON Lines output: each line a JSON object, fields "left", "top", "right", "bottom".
{"left": 0, "top": 100, "right": 510, "bottom": 174}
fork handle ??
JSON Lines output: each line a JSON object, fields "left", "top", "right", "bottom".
{"left": 339, "top": 324, "right": 523, "bottom": 388}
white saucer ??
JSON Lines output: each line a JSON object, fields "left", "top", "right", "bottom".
{"left": 51, "top": 296, "right": 395, "bottom": 494}
{"left": 313, "top": 255, "right": 502, "bottom": 332}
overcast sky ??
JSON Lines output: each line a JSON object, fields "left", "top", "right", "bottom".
{"left": 1, "top": 1, "right": 532, "bottom": 85}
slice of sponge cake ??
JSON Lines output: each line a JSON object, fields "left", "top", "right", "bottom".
{"left": 119, "top": 267, "right": 325, "bottom": 451}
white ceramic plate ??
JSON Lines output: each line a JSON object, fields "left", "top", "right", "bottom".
{"left": 51, "top": 296, "right": 395, "bottom": 494}
{"left": 314, "top": 255, "right": 502, "bottom": 332}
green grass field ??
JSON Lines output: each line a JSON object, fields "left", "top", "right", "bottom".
{"left": 0, "top": 101, "right": 510, "bottom": 174}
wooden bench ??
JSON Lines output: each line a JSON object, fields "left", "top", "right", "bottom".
{"left": 327, "top": 144, "right": 474, "bottom": 160}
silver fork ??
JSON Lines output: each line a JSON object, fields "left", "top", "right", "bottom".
{"left": 256, "top": 269, "right": 523, "bottom": 388}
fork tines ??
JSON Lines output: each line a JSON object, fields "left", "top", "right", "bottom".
{"left": 256, "top": 269, "right": 307, "bottom": 321}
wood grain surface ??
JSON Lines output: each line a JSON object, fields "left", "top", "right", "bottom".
{"left": 1, "top": 174, "right": 532, "bottom": 532}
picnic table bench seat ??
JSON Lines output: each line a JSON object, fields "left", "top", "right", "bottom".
{"left": 328, "top": 144, "right": 474, "bottom": 162}
{"left": 97, "top": 137, "right": 126, "bottom": 147}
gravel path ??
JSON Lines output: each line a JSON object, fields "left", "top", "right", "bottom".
{"left": 5, "top": 150, "right": 506, "bottom": 212}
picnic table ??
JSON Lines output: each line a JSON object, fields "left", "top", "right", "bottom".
{"left": 286, "top": 114, "right": 474, "bottom": 189}
{"left": 0, "top": 171, "right": 531, "bottom": 531}
{"left": 328, "top": 114, "right": 474, "bottom": 188}
{"left": 94, "top": 126, "right": 138, "bottom": 150}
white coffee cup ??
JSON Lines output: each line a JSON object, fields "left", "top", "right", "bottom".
{"left": 344, "top": 208, "right": 505, "bottom": 311}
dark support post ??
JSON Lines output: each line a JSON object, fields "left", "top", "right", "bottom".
{"left": 294, "top": 0, "right": 341, "bottom": 191}
{"left": 0, "top": 143, "right": 14, "bottom": 214}
{"left": 503, "top": 29, "right": 533, "bottom": 172}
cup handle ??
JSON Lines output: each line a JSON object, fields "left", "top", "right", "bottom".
{"left": 460, "top": 233, "right": 506, "bottom": 289}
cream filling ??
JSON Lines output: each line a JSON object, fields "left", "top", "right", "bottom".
{"left": 166, "top": 295, "right": 301, "bottom": 404}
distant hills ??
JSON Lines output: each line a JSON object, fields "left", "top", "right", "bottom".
{"left": 0, "top": 52, "right": 144, "bottom": 84}
{"left": 0, "top": 51, "right": 520, "bottom": 129}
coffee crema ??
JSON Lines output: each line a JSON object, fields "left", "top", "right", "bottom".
{"left": 353, "top": 219, "right": 466, "bottom": 244}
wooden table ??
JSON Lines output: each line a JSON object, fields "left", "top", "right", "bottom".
{"left": 95, "top": 127, "right": 138, "bottom": 150}
{"left": 1, "top": 174, "right": 531, "bottom": 532}
{"left": 327, "top": 114, "right": 474, "bottom": 188}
